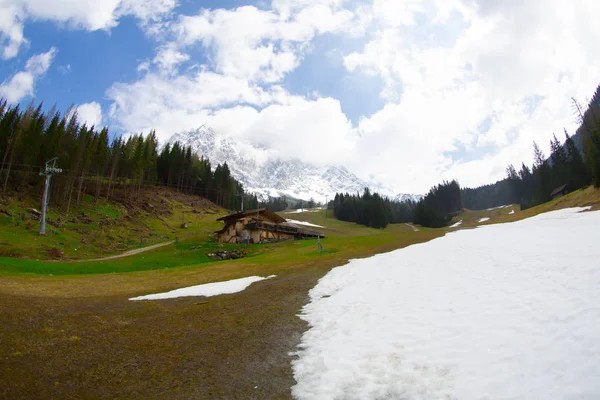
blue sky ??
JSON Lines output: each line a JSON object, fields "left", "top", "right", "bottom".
{"left": 3, "top": 17, "right": 153, "bottom": 114}
{"left": 0, "top": 1, "right": 383, "bottom": 129}
{"left": 0, "top": 0, "right": 598, "bottom": 193}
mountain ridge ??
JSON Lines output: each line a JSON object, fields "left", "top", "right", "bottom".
{"left": 168, "top": 126, "right": 422, "bottom": 203}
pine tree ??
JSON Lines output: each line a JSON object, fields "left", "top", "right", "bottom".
{"left": 549, "top": 134, "right": 568, "bottom": 188}
{"left": 564, "top": 130, "right": 589, "bottom": 190}
{"left": 532, "top": 141, "right": 551, "bottom": 203}
{"left": 574, "top": 90, "right": 600, "bottom": 187}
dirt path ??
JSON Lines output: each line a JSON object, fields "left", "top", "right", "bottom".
{"left": 68, "top": 241, "right": 174, "bottom": 263}
{"left": 405, "top": 223, "right": 420, "bottom": 232}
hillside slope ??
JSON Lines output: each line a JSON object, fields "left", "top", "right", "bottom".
{"left": 0, "top": 186, "right": 227, "bottom": 260}
{"left": 449, "top": 186, "right": 600, "bottom": 228}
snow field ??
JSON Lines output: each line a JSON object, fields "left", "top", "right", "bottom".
{"left": 130, "top": 275, "right": 276, "bottom": 301}
{"left": 286, "top": 219, "right": 325, "bottom": 228}
{"left": 286, "top": 209, "right": 321, "bottom": 214}
{"left": 477, "top": 217, "right": 490, "bottom": 223}
{"left": 449, "top": 220, "right": 462, "bottom": 228}
{"left": 292, "top": 208, "right": 600, "bottom": 400}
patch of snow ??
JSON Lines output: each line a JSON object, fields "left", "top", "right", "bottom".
{"left": 130, "top": 275, "right": 276, "bottom": 301}
{"left": 292, "top": 208, "right": 600, "bottom": 399}
{"left": 486, "top": 205, "right": 509, "bottom": 210}
{"left": 477, "top": 217, "right": 490, "bottom": 223}
{"left": 286, "top": 209, "right": 321, "bottom": 214}
{"left": 286, "top": 219, "right": 325, "bottom": 228}
{"left": 510, "top": 209, "right": 515, "bottom": 215}
{"left": 449, "top": 220, "right": 463, "bottom": 228}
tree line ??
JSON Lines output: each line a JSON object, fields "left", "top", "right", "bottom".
{"left": 414, "top": 180, "right": 462, "bottom": 228}
{"left": 332, "top": 181, "right": 462, "bottom": 230}
{"left": 453, "top": 83, "right": 600, "bottom": 212}
{"left": 239, "top": 195, "right": 322, "bottom": 213}
{"left": 332, "top": 89, "right": 597, "bottom": 228}
{"left": 573, "top": 83, "right": 600, "bottom": 187}
{"left": 240, "top": 195, "right": 289, "bottom": 212}
{"left": 333, "top": 189, "right": 416, "bottom": 229}
{"left": 463, "top": 125, "right": 591, "bottom": 211}
{"left": 0, "top": 99, "right": 245, "bottom": 211}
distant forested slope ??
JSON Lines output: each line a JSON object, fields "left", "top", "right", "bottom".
{"left": 0, "top": 100, "right": 245, "bottom": 212}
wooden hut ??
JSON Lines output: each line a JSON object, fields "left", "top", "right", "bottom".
{"left": 215, "top": 208, "right": 323, "bottom": 244}
{"left": 550, "top": 184, "right": 568, "bottom": 200}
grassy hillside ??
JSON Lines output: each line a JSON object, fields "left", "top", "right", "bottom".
{"left": 449, "top": 185, "right": 600, "bottom": 228}
{"left": 495, "top": 185, "right": 600, "bottom": 220}
{"left": 0, "top": 186, "right": 227, "bottom": 260}
{"left": 448, "top": 203, "right": 520, "bottom": 228}
{"left": 0, "top": 205, "right": 427, "bottom": 277}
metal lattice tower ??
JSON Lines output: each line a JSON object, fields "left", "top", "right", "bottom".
{"left": 39, "top": 157, "right": 62, "bottom": 235}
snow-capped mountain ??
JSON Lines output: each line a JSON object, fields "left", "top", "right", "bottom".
{"left": 168, "top": 126, "right": 421, "bottom": 203}
{"left": 393, "top": 193, "right": 425, "bottom": 203}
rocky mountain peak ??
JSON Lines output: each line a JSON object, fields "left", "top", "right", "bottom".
{"left": 168, "top": 126, "right": 421, "bottom": 203}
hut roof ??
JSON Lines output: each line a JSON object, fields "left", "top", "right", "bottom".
{"left": 216, "top": 208, "right": 286, "bottom": 224}
{"left": 550, "top": 184, "right": 568, "bottom": 197}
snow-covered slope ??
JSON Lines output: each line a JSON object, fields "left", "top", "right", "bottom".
{"left": 168, "top": 126, "right": 419, "bottom": 202}
{"left": 292, "top": 207, "right": 600, "bottom": 399}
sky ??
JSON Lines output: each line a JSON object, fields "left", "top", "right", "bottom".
{"left": 1, "top": 0, "right": 599, "bottom": 194}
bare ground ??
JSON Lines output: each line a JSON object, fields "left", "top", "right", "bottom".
{"left": 0, "top": 265, "right": 325, "bottom": 400}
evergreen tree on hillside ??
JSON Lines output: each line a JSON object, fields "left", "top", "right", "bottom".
{"left": 0, "top": 97, "right": 246, "bottom": 210}
{"left": 573, "top": 88, "right": 600, "bottom": 187}
{"left": 532, "top": 141, "right": 551, "bottom": 203}
{"left": 413, "top": 200, "right": 446, "bottom": 228}
{"left": 332, "top": 189, "right": 410, "bottom": 228}
{"left": 564, "top": 131, "right": 589, "bottom": 189}
{"left": 549, "top": 134, "right": 568, "bottom": 189}
{"left": 257, "top": 196, "right": 288, "bottom": 212}
{"left": 414, "top": 180, "right": 462, "bottom": 228}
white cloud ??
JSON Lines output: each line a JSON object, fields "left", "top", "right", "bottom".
{"left": 152, "top": 44, "right": 190, "bottom": 74}
{"left": 242, "top": 96, "right": 355, "bottom": 165}
{"left": 0, "top": 47, "right": 57, "bottom": 103}
{"left": 118, "top": 0, "right": 176, "bottom": 22}
{"left": 106, "top": 1, "right": 361, "bottom": 166}
{"left": 76, "top": 102, "right": 103, "bottom": 128}
{"left": 107, "top": 70, "right": 278, "bottom": 135}
{"left": 0, "top": 0, "right": 176, "bottom": 59}
{"left": 107, "top": 66, "right": 354, "bottom": 165}
{"left": 371, "top": 0, "right": 424, "bottom": 27}
{"left": 0, "top": 2, "right": 26, "bottom": 59}
{"left": 104, "top": 0, "right": 600, "bottom": 194}
{"left": 341, "top": 0, "right": 600, "bottom": 192}
{"left": 171, "top": 3, "right": 354, "bottom": 82}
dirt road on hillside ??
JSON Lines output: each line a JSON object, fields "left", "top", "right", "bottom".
{"left": 405, "top": 223, "right": 420, "bottom": 232}
{"left": 61, "top": 241, "right": 174, "bottom": 263}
